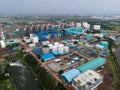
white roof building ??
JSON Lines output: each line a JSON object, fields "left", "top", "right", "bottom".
{"left": 82, "top": 22, "right": 90, "bottom": 29}
{"left": 93, "top": 25, "right": 101, "bottom": 30}
{"left": 30, "top": 34, "right": 39, "bottom": 43}
{"left": 72, "top": 70, "right": 103, "bottom": 90}
{"left": 0, "top": 40, "right": 6, "bottom": 48}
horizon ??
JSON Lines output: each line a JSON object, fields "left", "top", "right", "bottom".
{"left": 0, "top": 0, "right": 120, "bottom": 16}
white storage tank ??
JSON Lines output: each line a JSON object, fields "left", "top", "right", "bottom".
{"left": 58, "top": 44, "right": 64, "bottom": 48}
{"left": 48, "top": 44, "right": 53, "bottom": 49}
{"left": 52, "top": 46, "right": 58, "bottom": 52}
{"left": 42, "top": 47, "right": 50, "bottom": 54}
{"left": 54, "top": 42, "right": 59, "bottom": 46}
{"left": 64, "top": 46, "right": 69, "bottom": 53}
{"left": 28, "top": 43, "right": 36, "bottom": 48}
{"left": 58, "top": 47, "right": 64, "bottom": 54}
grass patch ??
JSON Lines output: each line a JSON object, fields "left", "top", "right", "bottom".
{"left": 110, "top": 57, "right": 120, "bottom": 80}
{"left": 1, "top": 77, "right": 16, "bottom": 90}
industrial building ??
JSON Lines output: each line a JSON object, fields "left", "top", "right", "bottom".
{"left": 30, "top": 34, "right": 39, "bottom": 43}
{"left": 76, "top": 57, "right": 106, "bottom": 72}
{"left": 41, "top": 53, "right": 55, "bottom": 61}
{"left": 64, "top": 27, "right": 84, "bottom": 35}
{"left": 61, "top": 69, "right": 81, "bottom": 83}
{"left": 100, "top": 41, "right": 109, "bottom": 49}
{"left": 93, "top": 25, "right": 101, "bottom": 30}
{"left": 6, "top": 39, "right": 19, "bottom": 46}
{"left": 72, "top": 70, "right": 103, "bottom": 90}
{"left": 0, "top": 40, "right": 6, "bottom": 48}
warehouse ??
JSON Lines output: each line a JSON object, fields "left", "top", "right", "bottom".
{"left": 64, "top": 27, "right": 84, "bottom": 35}
{"left": 61, "top": 69, "right": 81, "bottom": 83}
{"left": 41, "top": 53, "right": 55, "bottom": 61}
{"left": 0, "top": 40, "right": 6, "bottom": 48}
{"left": 76, "top": 57, "right": 106, "bottom": 72}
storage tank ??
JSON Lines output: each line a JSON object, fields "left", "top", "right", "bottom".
{"left": 42, "top": 47, "right": 50, "bottom": 54}
{"left": 48, "top": 44, "right": 53, "bottom": 49}
{"left": 54, "top": 42, "right": 59, "bottom": 46}
{"left": 64, "top": 46, "right": 69, "bottom": 53}
{"left": 58, "top": 44, "right": 64, "bottom": 48}
{"left": 52, "top": 46, "right": 58, "bottom": 52}
{"left": 58, "top": 47, "right": 64, "bottom": 54}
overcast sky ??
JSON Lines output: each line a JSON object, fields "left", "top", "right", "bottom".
{"left": 0, "top": 0, "right": 120, "bottom": 15}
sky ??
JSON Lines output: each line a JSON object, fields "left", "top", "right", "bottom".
{"left": 0, "top": 0, "right": 120, "bottom": 15}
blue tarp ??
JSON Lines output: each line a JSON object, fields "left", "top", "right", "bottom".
{"left": 41, "top": 53, "right": 54, "bottom": 61}
{"left": 61, "top": 69, "right": 81, "bottom": 83}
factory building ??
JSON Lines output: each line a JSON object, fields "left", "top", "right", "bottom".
{"left": 1, "top": 32, "right": 5, "bottom": 40}
{"left": 30, "top": 34, "right": 39, "bottom": 43}
{"left": 64, "top": 27, "right": 84, "bottom": 35}
{"left": 82, "top": 22, "right": 90, "bottom": 29}
{"left": 6, "top": 39, "right": 19, "bottom": 46}
{"left": 76, "top": 57, "right": 106, "bottom": 72}
{"left": 95, "top": 44, "right": 104, "bottom": 50}
{"left": 76, "top": 23, "right": 81, "bottom": 28}
{"left": 93, "top": 25, "right": 101, "bottom": 30}
{"left": 100, "top": 41, "right": 109, "bottom": 49}
{"left": 72, "top": 70, "right": 103, "bottom": 90}
{"left": 0, "top": 40, "right": 6, "bottom": 48}
{"left": 86, "top": 34, "right": 93, "bottom": 40}
{"left": 61, "top": 69, "right": 81, "bottom": 83}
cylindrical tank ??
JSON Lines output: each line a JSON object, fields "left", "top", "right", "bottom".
{"left": 64, "top": 46, "right": 69, "bottom": 52}
{"left": 58, "top": 47, "right": 64, "bottom": 54}
{"left": 48, "top": 44, "right": 53, "bottom": 49}
{"left": 54, "top": 42, "right": 59, "bottom": 46}
{"left": 58, "top": 44, "right": 64, "bottom": 48}
{"left": 42, "top": 47, "right": 50, "bottom": 54}
{"left": 52, "top": 46, "right": 58, "bottom": 52}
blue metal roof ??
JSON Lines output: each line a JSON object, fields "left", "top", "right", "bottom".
{"left": 41, "top": 53, "right": 54, "bottom": 61}
{"left": 64, "top": 27, "right": 84, "bottom": 35}
{"left": 76, "top": 57, "right": 106, "bottom": 72}
{"left": 52, "top": 51, "right": 59, "bottom": 56}
{"left": 61, "top": 69, "right": 81, "bottom": 83}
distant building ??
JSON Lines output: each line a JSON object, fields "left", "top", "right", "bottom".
{"left": 82, "top": 22, "right": 90, "bottom": 29}
{"left": 93, "top": 25, "right": 101, "bottom": 30}
{"left": 0, "top": 40, "right": 6, "bottom": 48}
{"left": 72, "top": 70, "right": 103, "bottom": 90}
